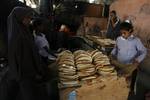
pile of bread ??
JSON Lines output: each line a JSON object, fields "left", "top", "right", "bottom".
{"left": 57, "top": 50, "right": 79, "bottom": 87}
{"left": 91, "top": 50, "right": 117, "bottom": 76}
{"left": 85, "top": 35, "right": 115, "bottom": 46}
{"left": 74, "top": 50, "right": 97, "bottom": 80}
{"left": 97, "top": 38, "right": 115, "bottom": 45}
{"left": 57, "top": 49, "right": 117, "bottom": 86}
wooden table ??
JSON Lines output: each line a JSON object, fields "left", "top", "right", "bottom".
{"left": 59, "top": 76, "right": 129, "bottom": 100}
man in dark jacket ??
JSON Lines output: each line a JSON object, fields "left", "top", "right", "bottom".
{"left": 106, "top": 10, "right": 121, "bottom": 40}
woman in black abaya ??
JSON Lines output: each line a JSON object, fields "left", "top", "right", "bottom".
{"left": 0, "top": 7, "right": 49, "bottom": 100}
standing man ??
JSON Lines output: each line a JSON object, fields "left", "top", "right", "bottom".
{"left": 106, "top": 10, "right": 121, "bottom": 40}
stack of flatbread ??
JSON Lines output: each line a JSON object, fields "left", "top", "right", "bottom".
{"left": 57, "top": 49, "right": 117, "bottom": 84}
{"left": 96, "top": 38, "right": 115, "bottom": 45}
{"left": 91, "top": 50, "right": 110, "bottom": 67}
{"left": 86, "top": 35, "right": 115, "bottom": 46}
{"left": 91, "top": 49, "right": 117, "bottom": 76}
{"left": 74, "top": 50, "right": 96, "bottom": 80}
{"left": 97, "top": 65, "right": 117, "bottom": 76}
{"left": 86, "top": 35, "right": 100, "bottom": 41}
{"left": 57, "top": 50, "right": 79, "bottom": 86}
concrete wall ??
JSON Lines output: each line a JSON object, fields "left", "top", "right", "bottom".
{"left": 110, "top": 0, "right": 150, "bottom": 48}
{"left": 76, "top": 17, "right": 107, "bottom": 36}
{"left": 84, "top": 17, "right": 107, "bottom": 30}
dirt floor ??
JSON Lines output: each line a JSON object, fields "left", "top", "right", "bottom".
{"left": 60, "top": 76, "right": 129, "bottom": 100}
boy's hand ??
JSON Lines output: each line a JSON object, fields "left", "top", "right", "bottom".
{"left": 109, "top": 54, "right": 116, "bottom": 61}
{"left": 133, "top": 60, "right": 140, "bottom": 68}
{"left": 123, "top": 64, "right": 137, "bottom": 77}
{"left": 110, "top": 58, "right": 126, "bottom": 69}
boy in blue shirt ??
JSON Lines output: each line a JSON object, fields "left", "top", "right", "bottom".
{"left": 110, "top": 22, "right": 147, "bottom": 96}
{"left": 111, "top": 22, "right": 147, "bottom": 74}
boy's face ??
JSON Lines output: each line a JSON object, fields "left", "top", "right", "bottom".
{"left": 121, "top": 29, "right": 131, "bottom": 39}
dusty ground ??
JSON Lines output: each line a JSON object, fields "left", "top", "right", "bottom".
{"left": 60, "top": 76, "right": 129, "bottom": 100}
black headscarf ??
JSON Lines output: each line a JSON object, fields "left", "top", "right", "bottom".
{"left": 8, "top": 6, "right": 33, "bottom": 43}
{"left": 8, "top": 7, "right": 49, "bottom": 81}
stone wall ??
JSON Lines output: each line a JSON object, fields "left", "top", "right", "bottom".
{"left": 110, "top": 0, "right": 150, "bottom": 48}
